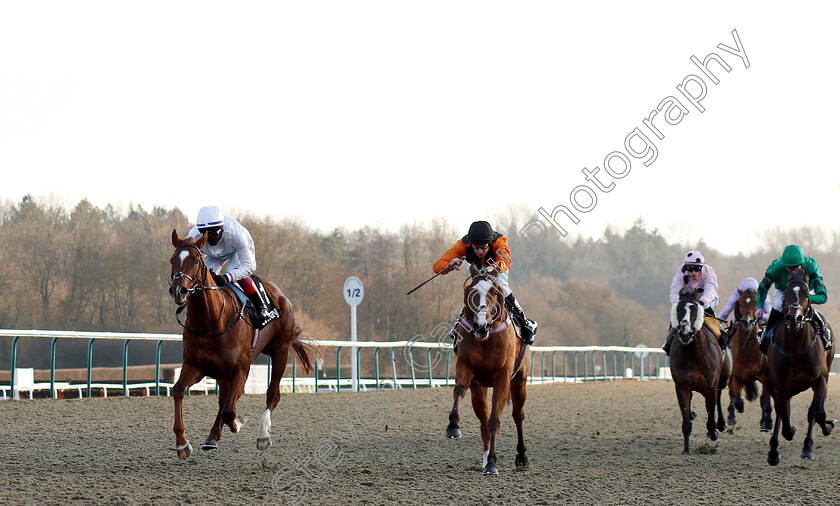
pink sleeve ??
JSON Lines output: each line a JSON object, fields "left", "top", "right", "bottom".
{"left": 699, "top": 267, "right": 719, "bottom": 308}
{"left": 669, "top": 269, "right": 684, "bottom": 304}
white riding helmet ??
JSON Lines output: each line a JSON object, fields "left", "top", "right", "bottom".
{"left": 196, "top": 205, "right": 224, "bottom": 229}
{"left": 683, "top": 250, "right": 704, "bottom": 266}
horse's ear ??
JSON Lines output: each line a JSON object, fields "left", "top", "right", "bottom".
{"left": 195, "top": 231, "right": 208, "bottom": 249}
{"left": 737, "top": 289, "right": 744, "bottom": 296}
{"left": 171, "top": 229, "right": 182, "bottom": 247}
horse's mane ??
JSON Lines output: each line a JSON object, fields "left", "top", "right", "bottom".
{"left": 678, "top": 287, "right": 699, "bottom": 302}
{"left": 790, "top": 267, "right": 809, "bottom": 285}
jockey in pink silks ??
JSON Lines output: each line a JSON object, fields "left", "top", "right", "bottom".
{"left": 663, "top": 250, "right": 719, "bottom": 356}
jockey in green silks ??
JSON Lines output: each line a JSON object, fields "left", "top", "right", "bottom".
{"left": 755, "top": 244, "right": 831, "bottom": 354}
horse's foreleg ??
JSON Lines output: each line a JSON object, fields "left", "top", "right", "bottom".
{"left": 768, "top": 395, "right": 783, "bottom": 466}
{"left": 221, "top": 369, "right": 248, "bottom": 435}
{"left": 760, "top": 387, "right": 773, "bottom": 432}
{"left": 727, "top": 377, "right": 741, "bottom": 426}
{"left": 469, "top": 384, "right": 490, "bottom": 469}
{"left": 259, "top": 342, "right": 291, "bottom": 451}
{"left": 813, "top": 377, "right": 834, "bottom": 437}
{"left": 704, "top": 389, "right": 718, "bottom": 442}
{"left": 779, "top": 397, "right": 796, "bottom": 442}
{"left": 173, "top": 365, "right": 203, "bottom": 459}
{"left": 483, "top": 379, "right": 510, "bottom": 475}
{"left": 510, "top": 376, "right": 528, "bottom": 470}
{"left": 446, "top": 364, "right": 473, "bottom": 439}
{"left": 715, "top": 384, "right": 726, "bottom": 433}
{"left": 675, "top": 385, "right": 692, "bottom": 455}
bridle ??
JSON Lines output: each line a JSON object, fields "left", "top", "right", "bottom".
{"left": 170, "top": 243, "right": 209, "bottom": 295}
{"left": 460, "top": 275, "right": 508, "bottom": 341}
{"left": 733, "top": 296, "right": 758, "bottom": 351}
{"left": 170, "top": 242, "right": 245, "bottom": 337}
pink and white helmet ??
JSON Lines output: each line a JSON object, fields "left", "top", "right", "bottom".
{"left": 683, "top": 250, "right": 704, "bottom": 266}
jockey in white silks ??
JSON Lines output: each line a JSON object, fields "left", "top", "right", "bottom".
{"left": 188, "top": 205, "right": 278, "bottom": 329}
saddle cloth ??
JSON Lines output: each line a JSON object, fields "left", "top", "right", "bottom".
{"left": 226, "top": 276, "right": 280, "bottom": 328}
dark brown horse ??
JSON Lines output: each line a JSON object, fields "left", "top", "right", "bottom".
{"left": 669, "top": 288, "right": 731, "bottom": 455}
{"left": 765, "top": 269, "right": 835, "bottom": 466}
{"left": 726, "top": 288, "right": 772, "bottom": 431}
{"left": 446, "top": 269, "right": 530, "bottom": 475}
{"left": 168, "top": 230, "right": 319, "bottom": 459}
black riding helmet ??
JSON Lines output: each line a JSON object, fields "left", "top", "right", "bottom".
{"left": 467, "top": 221, "right": 494, "bottom": 245}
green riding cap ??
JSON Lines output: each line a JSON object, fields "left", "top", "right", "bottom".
{"left": 781, "top": 244, "right": 805, "bottom": 267}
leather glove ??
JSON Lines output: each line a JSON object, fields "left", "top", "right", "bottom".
{"left": 212, "top": 273, "right": 228, "bottom": 286}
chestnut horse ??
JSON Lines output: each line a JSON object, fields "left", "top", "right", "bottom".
{"left": 445, "top": 269, "right": 530, "bottom": 475}
{"left": 764, "top": 269, "right": 835, "bottom": 466}
{"left": 669, "top": 288, "right": 732, "bottom": 455}
{"left": 726, "top": 288, "right": 772, "bottom": 431}
{"left": 168, "top": 230, "right": 319, "bottom": 459}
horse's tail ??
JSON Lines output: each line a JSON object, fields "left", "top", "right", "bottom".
{"left": 745, "top": 381, "right": 759, "bottom": 402}
{"left": 291, "top": 324, "right": 321, "bottom": 375}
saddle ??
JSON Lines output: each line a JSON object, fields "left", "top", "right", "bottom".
{"left": 703, "top": 316, "right": 721, "bottom": 339}
{"left": 229, "top": 276, "right": 281, "bottom": 330}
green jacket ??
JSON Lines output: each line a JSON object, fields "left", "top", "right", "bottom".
{"left": 756, "top": 256, "right": 827, "bottom": 308}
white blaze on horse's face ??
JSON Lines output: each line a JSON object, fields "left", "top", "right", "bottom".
{"left": 474, "top": 280, "right": 493, "bottom": 328}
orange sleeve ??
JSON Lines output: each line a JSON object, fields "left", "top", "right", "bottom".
{"left": 491, "top": 235, "right": 512, "bottom": 272}
{"left": 433, "top": 240, "right": 467, "bottom": 274}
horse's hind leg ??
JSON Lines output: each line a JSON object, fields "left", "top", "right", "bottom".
{"left": 469, "top": 384, "right": 490, "bottom": 470}
{"left": 510, "top": 374, "right": 528, "bottom": 469}
{"left": 258, "top": 341, "right": 292, "bottom": 451}
{"left": 173, "top": 365, "right": 204, "bottom": 459}
{"left": 203, "top": 381, "right": 231, "bottom": 451}
{"left": 704, "top": 390, "right": 718, "bottom": 442}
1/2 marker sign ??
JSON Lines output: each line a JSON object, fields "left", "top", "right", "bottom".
{"left": 343, "top": 276, "right": 364, "bottom": 306}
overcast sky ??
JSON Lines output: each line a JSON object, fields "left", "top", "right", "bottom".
{"left": 2, "top": 2, "right": 838, "bottom": 256}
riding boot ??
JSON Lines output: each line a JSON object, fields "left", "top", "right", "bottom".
{"left": 505, "top": 294, "right": 537, "bottom": 345}
{"left": 811, "top": 309, "right": 832, "bottom": 350}
{"left": 759, "top": 309, "right": 782, "bottom": 355}
{"left": 662, "top": 326, "right": 677, "bottom": 356}
{"left": 246, "top": 283, "right": 280, "bottom": 330}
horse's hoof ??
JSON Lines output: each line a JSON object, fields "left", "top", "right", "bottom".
{"left": 446, "top": 428, "right": 462, "bottom": 439}
{"left": 768, "top": 452, "right": 780, "bottom": 466}
{"left": 708, "top": 430, "right": 718, "bottom": 441}
{"left": 232, "top": 415, "right": 248, "bottom": 433}
{"left": 515, "top": 455, "right": 529, "bottom": 469}
{"left": 801, "top": 449, "right": 814, "bottom": 460}
{"left": 783, "top": 426, "right": 797, "bottom": 441}
{"left": 824, "top": 419, "right": 836, "bottom": 436}
{"left": 727, "top": 416, "right": 737, "bottom": 426}
{"left": 482, "top": 464, "right": 498, "bottom": 475}
{"left": 176, "top": 441, "right": 193, "bottom": 459}
{"left": 682, "top": 450, "right": 690, "bottom": 456}
{"left": 690, "top": 410, "right": 697, "bottom": 420}
{"left": 201, "top": 438, "right": 218, "bottom": 451}
{"left": 257, "top": 437, "right": 272, "bottom": 450}
{"left": 760, "top": 427, "right": 771, "bottom": 433}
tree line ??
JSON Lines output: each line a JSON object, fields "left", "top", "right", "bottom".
{"left": 3, "top": 196, "right": 839, "bottom": 370}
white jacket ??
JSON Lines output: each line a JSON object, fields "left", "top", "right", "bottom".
{"left": 188, "top": 216, "right": 256, "bottom": 282}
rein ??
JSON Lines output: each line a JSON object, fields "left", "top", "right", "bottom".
{"left": 171, "top": 243, "right": 247, "bottom": 338}
{"left": 772, "top": 304, "right": 819, "bottom": 358}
